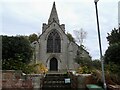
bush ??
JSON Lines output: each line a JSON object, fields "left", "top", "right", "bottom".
{"left": 105, "top": 62, "right": 120, "bottom": 74}
{"left": 23, "top": 62, "right": 48, "bottom": 74}
{"left": 77, "top": 66, "right": 92, "bottom": 74}
{"left": 105, "top": 62, "right": 120, "bottom": 84}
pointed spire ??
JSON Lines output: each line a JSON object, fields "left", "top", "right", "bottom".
{"left": 48, "top": 2, "right": 59, "bottom": 24}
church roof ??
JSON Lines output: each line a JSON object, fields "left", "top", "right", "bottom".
{"left": 48, "top": 2, "right": 59, "bottom": 24}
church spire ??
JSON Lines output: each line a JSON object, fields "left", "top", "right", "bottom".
{"left": 48, "top": 2, "right": 59, "bottom": 24}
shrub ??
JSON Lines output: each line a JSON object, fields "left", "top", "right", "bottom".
{"left": 77, "top": 66, "right": 92, "bottom": 74}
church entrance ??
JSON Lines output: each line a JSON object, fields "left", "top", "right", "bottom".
{"left": 50, "top": 58, "right": 58, "bottom": 71}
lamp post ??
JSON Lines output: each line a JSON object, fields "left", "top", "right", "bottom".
{"left": 94, "top": 0, "right": 107, "bottom": 89}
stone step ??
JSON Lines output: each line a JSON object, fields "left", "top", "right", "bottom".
{"left": 46, "top": 73, "right": 68, "bottom": 77}
{"left": 43, "top": 84, "right": 71, "bottom": 88}
{"left": 42, "top": 73, "right": 71, "bottom": 89}
{"left": 45, "top": 75, "right": 68, "bottom": 78}
{"left": 44, "top": 80, "right": 65, "bottom": 84}
{"left": 44, "top": 77, "right": 65, "bottom": 81}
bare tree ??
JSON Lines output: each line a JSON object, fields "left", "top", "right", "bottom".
{"left": 74, "top": 28, "right": 87, "bottom": 46}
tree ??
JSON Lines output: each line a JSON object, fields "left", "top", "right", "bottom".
{"left": 0, "top": 35, "right": 2, "bottom": 70}
{"left": 74, "top": 45, "right": 92, "bottom": 67}
{"left": 74, "top": 28, "right": 90, "bottom": 66}
{"left": 2, "top": 35, "right": 33, "bottom": 70}
{"left": 104, "top": 42, "right": 120, "bottom": 65}
{"left": 107, "top": 28, "right": 120, "bottom": 45}
{"left": 92, "top": 59, "right": 101, "bottom": 70}
{"left": 66, "top": 32, "right": 75, "bottom": 43}
{"left": 74, "top": 28, "right": 87, "bottom": 46}
{"left": 105, "top": 28, "right": 120, "bottom": 64}
{"left": 28, "top": 33, "right": 38, "bottom": 43}
{"left": 104, "top": 28, "right": 120, "bottom": 84}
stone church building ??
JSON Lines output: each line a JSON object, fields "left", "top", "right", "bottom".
{"left": 32, "top": 2, "right": 90, "bottom": 71}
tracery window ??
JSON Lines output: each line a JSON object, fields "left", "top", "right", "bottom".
{"left": 47, "top": 30, "right": 61, "bottom": 53}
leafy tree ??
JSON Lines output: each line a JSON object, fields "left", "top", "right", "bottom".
{"left": 92, "top": 59, "right": 101, "bottom": 70}
{"left": 105, "top": 28, "right": 120, "bottom": 64}
{"left": 66, "top": 32, "right": 75, "bottom": 43}
{"left": 2, "top": 35, "right": 33, "bottom": 70}
{"left": 74, "top": 45, "right": 92, "bottom": 67}
{"left": 104, "top": 42, "right": 120, "bottom": 65}
{"left": 28, "top": 33, "right": 38, "bottom": 43}
{"left": 107, "top": 28, "right": 120, "bottom": 45}
{"left": 104, "top": 28, "right": 120, "bottom": 84}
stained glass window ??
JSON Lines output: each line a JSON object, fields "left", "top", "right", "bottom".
{"left": 47, "top": 30, "right": 61, "bottom": 53}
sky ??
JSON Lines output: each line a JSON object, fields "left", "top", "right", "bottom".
{"left": 118, "top": 1, "right": 120, "bottom": 27}
{"left": 1, "top": 0, "right": 119, "bottom": 59}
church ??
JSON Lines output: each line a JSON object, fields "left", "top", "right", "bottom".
{"left": 32, "top": 2, "right": 90, "bottom": 71}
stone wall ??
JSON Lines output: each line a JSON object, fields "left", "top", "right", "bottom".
{"left": 24, "top": 74, "right": 44, "bottom": 89}
{"left": 69, "top": 72, "right": 97, "bottom": 89}
{"left": 2, "top": 70, "right": 44, "bottom": 90}
{"left": 77, "top": 74, "right": 101, "bottom": 89}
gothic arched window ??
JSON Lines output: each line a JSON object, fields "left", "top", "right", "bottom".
{"left": 47, "top": 30, "right": 61, "bottom": 53}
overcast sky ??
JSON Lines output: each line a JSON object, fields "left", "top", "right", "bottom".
{"left": 1, "top": 0, "right": 119, "bottom": 59}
